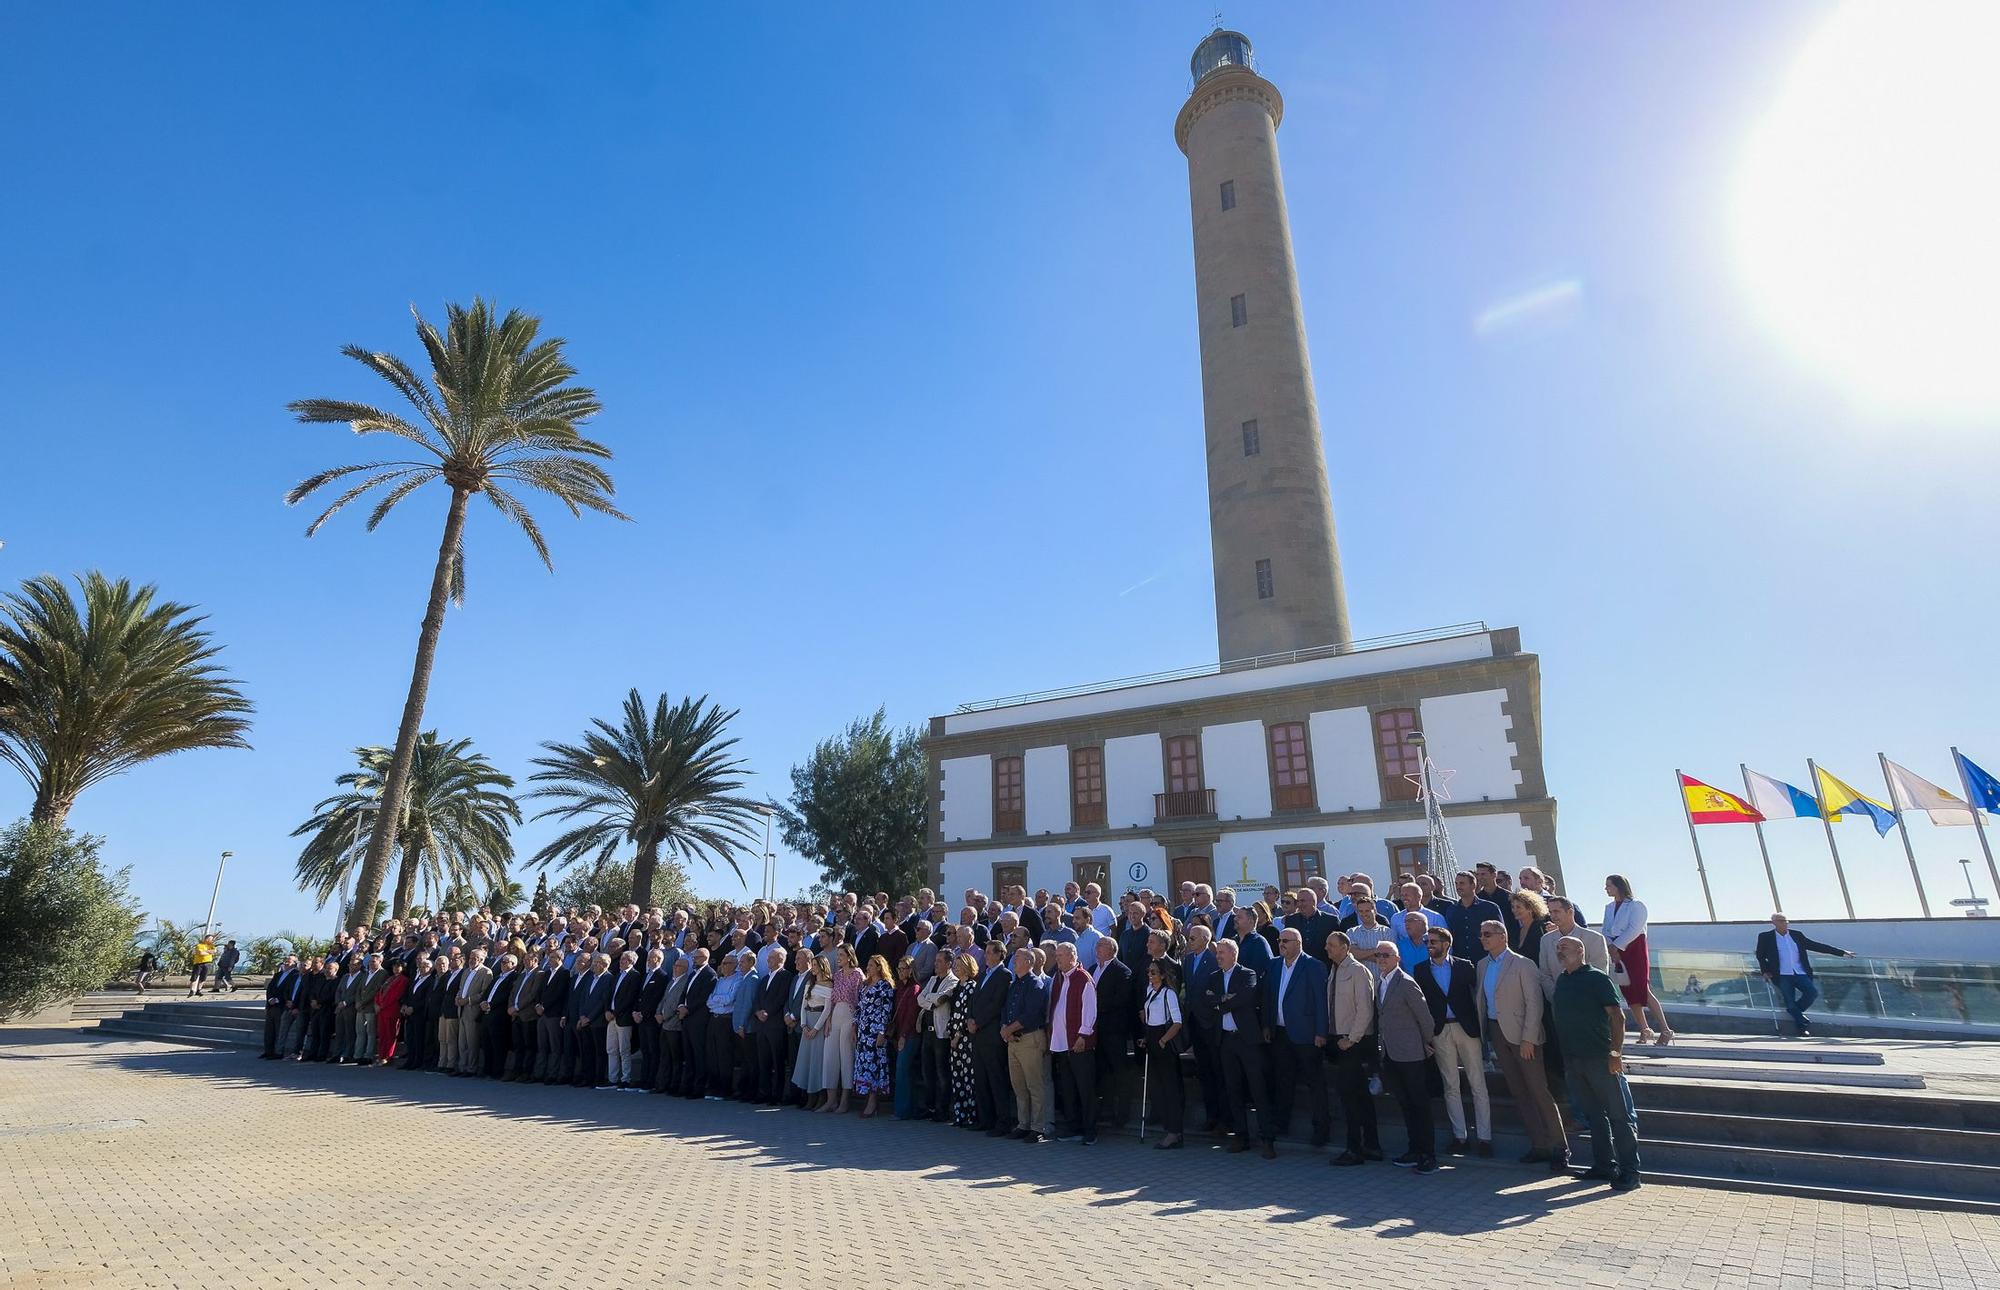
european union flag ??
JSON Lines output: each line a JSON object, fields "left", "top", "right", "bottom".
{"left": 1955, "top": 751, "right": 2000, "bottom": 812}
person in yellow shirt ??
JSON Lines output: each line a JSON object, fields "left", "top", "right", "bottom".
{"left": 188, "top": 935, "right": 217, "bottom": 997}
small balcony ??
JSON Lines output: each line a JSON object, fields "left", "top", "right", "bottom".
{"left": 1155, "top": 788, "right": 1217, "bottom": 822}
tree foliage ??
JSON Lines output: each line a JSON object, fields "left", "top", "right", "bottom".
{"left": 780, "top": 708, "right": 928, "bottom": 899}
{"left": 548, "top": 854, "right": 697, "bottom": 914}
{"left": 286, "top": 298, "right": 625, "bottom": 930}
{"left": 0, "top": 573, "right": 253, "bottom": 826}
{"left": 526, "top": 689, "right": 761, "bottom": 905}
{"left": 0, "top": 820, "right": 142, "bottom": 1018}
{"left": 291, "top": 732, "right": 519, "bottom": 918}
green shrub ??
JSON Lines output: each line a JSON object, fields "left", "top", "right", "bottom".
{"left": 0, "top": 820, "right": 142, "bottom": 1019}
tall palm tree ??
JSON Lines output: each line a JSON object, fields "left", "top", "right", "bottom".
{"left": 526, "top": 690, "right": 761, "bottom": 904}
{"left": 0, "top": 572, "right": 252, "bottom": 826}
{"left": 291, "top": 732, "right": 520, "bottom": 919}
{"left": 287, "top": 299, "right": 625, "bottom": 924}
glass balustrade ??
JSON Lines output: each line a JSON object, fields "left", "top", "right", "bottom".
{"left": 1651, "top": 948, "right": 2000, "bottom": 1025}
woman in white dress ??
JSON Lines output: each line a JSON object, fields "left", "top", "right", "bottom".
{"left": 793, "top": 954, "right": 834, "bottom": 1108}
{"left": 818, "top": 944, "right": 862, "bottom": 1113}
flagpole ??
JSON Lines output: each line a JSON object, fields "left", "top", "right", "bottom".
{"left": 1807, "top": 759, "right": 1857, "bottom": 919}
{"left": 1951, "top": 746, "right": 2000, "bottom": 902}
{"left": 1675, "top": 769, "right": 1718, "bottom": 922}
{"left": 1741, "top": 763, "right": 1782, "bottom": 914}
{"left": 1879, "top": 752, "right": 1933, "bottom": 917}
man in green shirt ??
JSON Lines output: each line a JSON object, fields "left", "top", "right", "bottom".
{"left": 1552, "top": 935, "right": 1641, "bottom": 1190}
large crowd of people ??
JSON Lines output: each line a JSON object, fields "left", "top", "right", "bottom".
{"left": 257, "top": 862, "right": 1647, "bottom": 1191}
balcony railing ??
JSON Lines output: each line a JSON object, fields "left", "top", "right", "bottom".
{"left": 1155, "top": 788, "right": 1217, "bottom": 821}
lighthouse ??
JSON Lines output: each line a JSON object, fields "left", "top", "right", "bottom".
{"left": 1176, "top": 30, "right": 1353, "bottom": 662}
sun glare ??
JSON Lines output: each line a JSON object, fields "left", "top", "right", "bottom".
{"left": 1734, "top": 2, "right": 2000, "bottom": 419}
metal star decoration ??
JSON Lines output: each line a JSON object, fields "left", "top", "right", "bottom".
{"left": 1405, "top": 765, "right": 1456, "bottom": 802}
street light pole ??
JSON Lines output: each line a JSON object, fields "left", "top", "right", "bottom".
{"left": 201, "top": 851, "right": 233, "bottom": 939}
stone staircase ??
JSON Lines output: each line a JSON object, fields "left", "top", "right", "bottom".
{"left": 86, "top": 994, "right": 265, "bottom": 1048}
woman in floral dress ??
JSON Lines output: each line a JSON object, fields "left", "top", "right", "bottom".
{"left": 946, "top": 952, "right": 980, "bottom": 1127}
{"left": 852, "top": 954, "right": 897, "bottom": 1116}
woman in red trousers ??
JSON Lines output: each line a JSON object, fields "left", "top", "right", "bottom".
{"left": 374, "top": 961, "right": 410, "bottom": 1064}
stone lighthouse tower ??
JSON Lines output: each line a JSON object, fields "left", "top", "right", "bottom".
{"left": 1176, "top": 30, "right": 1352, "bottom": 661}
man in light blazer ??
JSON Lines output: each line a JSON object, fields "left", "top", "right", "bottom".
{"left": 1474, "top": 921, "right": 1569, "bottom": 1171}
{"left": 454, "top": 947, "right": 493, "bottom": 1077}
{"left": 1323, "top": 931, "right": 1381, "bottom": 1165}
{"left": 1366, "top": 941, "right": 1439, "bottom": 1173}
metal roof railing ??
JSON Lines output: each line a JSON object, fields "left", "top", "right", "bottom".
{"left": 953, "top": 621, "right": 1490, "bottom": 715}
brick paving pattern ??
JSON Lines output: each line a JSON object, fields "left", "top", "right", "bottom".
{"left": 3, "top": 1028, "right": 1997, "bottom": 1289}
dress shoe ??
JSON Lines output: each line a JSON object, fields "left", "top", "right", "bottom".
{"left": 1475, "top": 1140, "right": 1494, "bottom": 1158}
{"left": 1330, "top": 1150, "right": 1365, "bottom": 1167}
{"left": 1579, "top": 1166, "right": 1617, "bottom": 1181}
{"left": 1021, "top": 1131, "right": 1045, "bottom": 1144}
{"left": 1612, "top": 1173, "right": 1642, "bottom": 1192}
{"left": 1548, "top": 1149, "right": 1571, "bottom": 1173}
{"left": 1414, "top": 1156, "right": 1440, "bottom": 1175}
{"left": 1226, "top": 1139, "right": 1248, "bottom": 1154}
{"left": 1363, "top": 1147, "right": 1386, "bottom": 1161}
{"left": 1259, "top": 1142, "right": 1277, "bottom": 1160}
{"left": 1155, "top": 1135, "right": 1183, "bottom": 1150}
{"left": 1447, "top": 1138, "right": 1468, "bottom": 1156}
{"left": 1390, "top": 1151, "right": 1422, "bottom": 1168}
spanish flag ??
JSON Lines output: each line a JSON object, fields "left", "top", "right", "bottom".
{"left": 1681, "top": 773, "right": 1766, "bottom": 825}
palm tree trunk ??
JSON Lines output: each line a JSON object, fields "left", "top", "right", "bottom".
{"left": 29, "top": 783, "right": 76, "bottom": 828}
{"left": 630, "top": 832, "right": 661, "bottom": 906}
{"left": 392, "top": 847, "right": 418, "bottom": 920}
{"left": 349, "top": 487, "right": 470, "bottom": 927}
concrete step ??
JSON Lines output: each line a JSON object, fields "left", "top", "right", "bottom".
{"left": 1642, "top": 1106, "right": 2000, "bottom": 1163}
{"left": 1633, "top": 1077, "right": 2000, "bottom": 1132}
{"left": 1641, "top": 1136, "right": 2000, "bottom": 1202}
{"left": 1623, "top": 1042, "right": 1885, "bottom": 1066}
{"left": 1624, "top": 1061, "right": 1923, "bottom": 1090}
{"left": 1639, "top": 1168, "right": 2000, "bottom": 1217}
{"left": 96, "top": 1017, "right": 261, "bottom": 1046}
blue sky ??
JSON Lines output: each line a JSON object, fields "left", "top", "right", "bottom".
{"left": 3, "top": 4, "right": 1993, "bottom": 937}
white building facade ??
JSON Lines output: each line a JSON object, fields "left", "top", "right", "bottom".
{"left": 928, "top": 625, "right": 1560, "bottom": 903}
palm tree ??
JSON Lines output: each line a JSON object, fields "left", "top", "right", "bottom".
{"left": 0, "top": 573, "right": 252, "bottom": 826}
{"left": 484, "top": 878, "right": 526, "bottom": 913}
{"left": 526, "top": 690, "right": 761, "bottom": 904}
{"left": 291, "top": 732, "right": 520, "bottom": 919}
{"left": 287, "top": 299, "right": 625, "bottom": 925}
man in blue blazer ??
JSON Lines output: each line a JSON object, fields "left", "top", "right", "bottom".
{"left": 1262, "top": 926, "right": 1331, "bottom": 1145}
{"left": 1180, "top": 925, "right": 1227, "bottom": 1134}
{"left": 1196, "top": 937, "right": 1274, "bottom": 1158}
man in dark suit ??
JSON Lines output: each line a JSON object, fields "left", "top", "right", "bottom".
{"left": 1414, "top": 927, "right": 1489, "bottom": 1154}
{"left": 534, "top": 949, "right": 572, "bottom": 1083}
{"left": 562, "top": 953, "right": 594, "bottom": 1085}
{"left": 396, "top": 954, "right": 434, "bottom": 1071}
{"left": 504, "top": 952, "right": 546, "bottom": 1080}
{"left": 605, "top": 950, "right": 644, "bottom": 1089}
{"left": 305, "top": 960, "right": 339, "bottom": 1061}
{"left": 750, "top": 945, "right": 795, "bottom": 1104}
{"left": 852, "top": 910, "right": 883, "bottom": 966}
{"left": 1086, "top": 935, "right": 1137, "bottom": 1129}
{"left": 1755, "top": 915, "right": 1853, "bottom": 1035}
{"left": 635, "top": 948, "right": 671, "bottom": 1089}
{"left": 1284, "top": 890, "right": 1339, "bottom": 967}
{"left": 1180, "top": 926, "right": 1227, "bottom": 1133}
{"left": 677, "top": 949, "right": 717, "bottom": 1099}
{"left": 1196, "top": 937, "right": 1275, "bottom": 1158}
{"left": 1263, "top": 927, "right": 1332, "bottom": 1145}
{"left": 481, "top": 954, "right": 519, "bottom": 1078}
{"left": 967, "top": 939, "right": 1014, "bottom": 1134}
{"left": 261, "top": 956, "right": 301, "bottom": 1058}
{"left": 570, "top": 953, "right": 613, "bottom": 1089}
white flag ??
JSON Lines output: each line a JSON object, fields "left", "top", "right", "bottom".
{"left": 1882, "top": 757, "right": 1975, "bottom": 826}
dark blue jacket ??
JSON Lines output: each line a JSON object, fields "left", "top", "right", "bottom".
{"left": 1445, "top": 898, "right": 1504, "bottom": 961}
{"left": 1262, "top": 954, "right": 1329, "bottom": 1044}
{"left": 1002, "top": 971, "right": 1050, "bottom": 1033}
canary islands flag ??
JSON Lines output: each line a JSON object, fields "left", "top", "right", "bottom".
{"left": 1813, "top": 764, "right": 1898, "bottom": 836}
{"left": 1680, "top": 773, "right": 1765, "bottom": 825}
{"left": 1744, "top": 768, "right": 1820, "bottom": 820}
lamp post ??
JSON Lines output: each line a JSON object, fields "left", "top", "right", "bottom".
{"left": 201, "top": 851, "right": 233, "bottom": 939}
{"left": 754, "top": 805, "right": 778, "bottom": 903}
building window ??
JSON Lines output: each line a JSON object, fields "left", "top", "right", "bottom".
{"left": 993, "top": 755, "right": 1024, "bottom": 833}
{"left": 1230, "top": 293, "right": 1247, "bottom": 327}
{"left": 992, "top": 863, "right": 1027, "bottom": 897}
{"left": 1373, "top": 708, "right": 1422, "bottom": 803}
{"left": 1241, "top": 418, "right": 1260, "bottom": 457}
{"left": 1219, "top": 179, "right": 1236, "bottom": 210}
{"left": 1072, "top": 857, "right": 1110, "bottom": 893}
{"left": 1165, "top": 735, "right": 1203, "bottom": 793}
{"left": 1070, "top": 746, "right": 1105, "bottom": 828}
{"left": 1255, "top": 558, "right": 1274, "bottom": 600}
{"left": 1278, "top": 846, "right": 1325, "bottom": 890}
{"left": 1388, "top": 839, "right": 1431, "bottom": 878}
{"left": 1268, "top": 721, "right": 1314, "bottom": 810}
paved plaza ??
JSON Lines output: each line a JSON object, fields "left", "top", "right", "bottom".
{"left": 3, "top": 1027, "right": 1997, "bottom": 1289}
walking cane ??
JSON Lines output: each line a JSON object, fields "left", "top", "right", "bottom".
{"left": 1140, "top": 1045, "right": 1150, "bottom": 1143}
